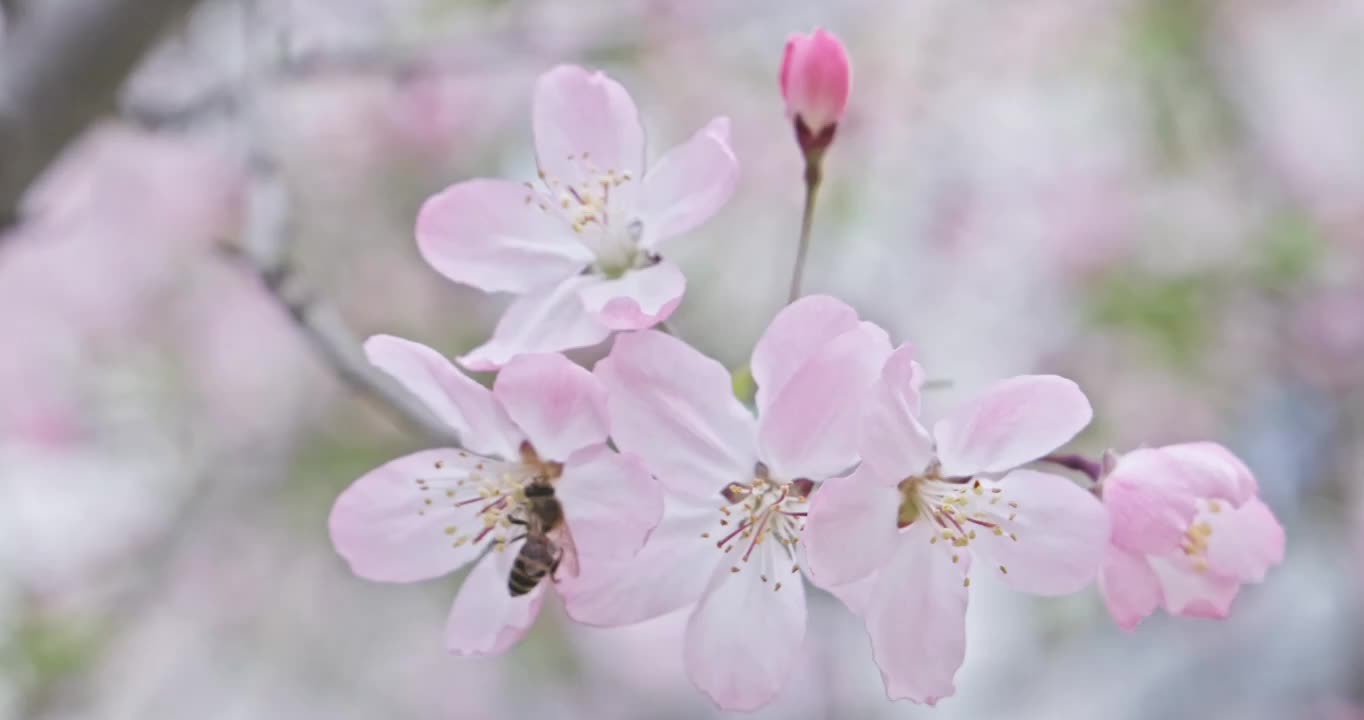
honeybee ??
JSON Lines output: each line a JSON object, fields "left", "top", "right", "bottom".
{"left": 508, "top": 476, "right": 580, "bottom": 597}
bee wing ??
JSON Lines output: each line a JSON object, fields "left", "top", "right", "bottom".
{"left": 548, "top": 522, "right": 580, "bottom": 579}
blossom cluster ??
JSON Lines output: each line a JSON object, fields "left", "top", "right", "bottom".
{"left": 328, "top": 33, "right": 1284, "bottom": 711}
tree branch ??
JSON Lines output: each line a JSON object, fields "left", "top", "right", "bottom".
{"left": 231, "top": 154, "right": 459, "bottom": 447}
{"left": 0, "top": 0, "right": 201, "bottom": 228}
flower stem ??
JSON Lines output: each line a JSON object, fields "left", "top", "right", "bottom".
{"left": 1038, "top": 453, "right": 1102, "bottom": 483}
{"left": 787, "top": 155, "right": 823, "bottom": 303}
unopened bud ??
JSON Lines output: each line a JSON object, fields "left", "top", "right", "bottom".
{"left": 780, "top": 28, "right": 851, "bottom": 156}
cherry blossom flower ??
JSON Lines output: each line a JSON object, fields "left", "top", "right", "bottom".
{"left": 802, "top": 353, "right": 1108, "bottom": 704}
{"left": 1098, "top": 442, "right": 1285, "bottom": 630}
{"left": 562, "top": 295, "right": 894, "bottom": 711}
{"left": 780, "top": 28, "right": 851, "bottom": 154}
{"left": 416, "top": 65, "right": 739, "bottom": 370}
{"left": 328, "top": 337, "right": 662, "bottom": 655}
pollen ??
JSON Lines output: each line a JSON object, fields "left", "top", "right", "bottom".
{"left": 999, "top": 565, "right": 1008, "bottom": 574}
{"left": 444, "top": 526, "right": 458, "bottom": 535}
{"left": 774, "top": 582, "right": 783, "bottom": 592}
{"left": 963, "top": 578, "right": 971, "bottom": 587}
{"left": 730, "top": 566, "right": 740, "bottom": 573}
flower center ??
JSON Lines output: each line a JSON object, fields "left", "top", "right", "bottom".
{"left": 898, "top": 470, "right": 1021, "bottom": 576}
{"left": 698, "top": 463, "right": 812, "bottom": 591}
{"left": 411, "top": 443, "right": 562, "bottom": 553}
{"left": 526, "top": 154, "right": 646, "bottom": 276}
{"left": 1181, "top": 498, "right": 1221, "bottom": 573}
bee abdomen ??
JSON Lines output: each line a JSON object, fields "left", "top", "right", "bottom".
{"left": 508, "top": 555, "right": 550, "bottom": 596}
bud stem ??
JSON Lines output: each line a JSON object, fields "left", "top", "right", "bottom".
{"left": 787, "top": 153, "right": 824, "bottom": 303}
{"left": 1038, "top": 453, "right": 1102, "bottom": 484}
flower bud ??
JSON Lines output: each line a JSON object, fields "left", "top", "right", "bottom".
{"left": 780, "top": 28, "right": 851, "bottom": 155}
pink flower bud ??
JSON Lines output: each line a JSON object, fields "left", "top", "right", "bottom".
{"left": 780, "top": 28, "right": 851, "bottom": 153}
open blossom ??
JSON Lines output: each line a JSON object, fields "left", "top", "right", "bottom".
{"left": 417, "top": 65, "right": 739, "bottom": 370}
{"left": 803, "top": 356, "right": 1108, "bottom": 704}
{"left": 780, "top": 28, "right": 851, "bottom": 153}
{"left": 328, "top": 337, "right": 662, "bottom": 655}
{"left": 1098, "top": 442, "right": 1284, "bottom": 629}
{"left": 561, "top": 296, "right": 894, "bottom": 711}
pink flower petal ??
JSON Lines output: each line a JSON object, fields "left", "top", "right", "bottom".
{"left": 934, "top": 375, "right": 1093, "bottom": 477}
{"left": 328, "top": 449, "right": 488, "bottom": 583}
{"left": 1148, "top": 554, "right": 1242, "bottom": 619}
{"left": 596, "top": 330, "right": 758, "bottom": 501}
{"left": 1102, "top": 448, "right": 1200, "bottom": 555}
{"left": 825, "top": 567, "right": 878, "bottom": 615}
{"left": 576, "top": 260, "right": 685, "bottom": 331}
{"left": 457, "top": 277, "right": 612, "bottom": 371}
{"left": 561, "top": 495, "right": 719, "bottom": 626}
{"left": 1161, "top": 442, "right": 1258, "bottom": 505}
{"left": 802, "top": 464, "right": 900, "bottom": 588}
{"left": 758, "top": 321, "right": 892, "bottom": 480}
{"left": 684, "top": 546, "right": 807, "bottom": 711}
{"left": 533, "top": 65, "right": 645, "bottom": 188}
{"left": 864, "top": 523, "right": 968, "bottom": 705}
{"left": 638, "top": 117, "right": 738, "bottom": 247}
{"left": 859, "top": 344, "right": 933, "bottom": 478}
{"left": 416, "top": 179, "right": 592, "bottom": 293}
{"left": 444, "top": 541, "right": 546, "bottom": 656}
{"left": 365, "top": 335, "right": 523, "bottom": 457}
{"left": 750, "top": 295, "right": 861, "bottom": 416}
{"left": 493, "top": 353, "right": 608, "bottom": 460}
{"left": 971, "top": 469, "right": 1108, "bottom": 595}
{"left": 1204, "top": 497, "right": 1284, "bottom": 583}
{"left": 1098, "top": 545, "right": 1162, "bottom": 631}
{"left": 556, "top": 445, "right": 663, "bottom": 561}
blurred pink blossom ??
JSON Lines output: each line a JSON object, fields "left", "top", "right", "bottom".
{"left": 565, "top": 296, "right": 892, "bottom": 711}
{"left": 416, "top": 64, "right": 738, "bottom": 369}
{"left": 0, "top": 125, "right": 241, "bottom": 445}
{"left": 329, "top": 340, "right": 661, "bottom": 655}
{"left": 1098, "top": 442, "right": 1285, "bottom": 629}
{"left": 804, "top": 360, "right": 1105, "bottom": 704}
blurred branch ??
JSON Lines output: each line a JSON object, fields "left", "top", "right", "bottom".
{"left": 0, "top": 0, "right": 25, "bottom": 30}
{"left": 231, "top": 154, "right": 459, "bottom": 447}
{"left": 0, "top": 0, "right": 202, "bottom": 229}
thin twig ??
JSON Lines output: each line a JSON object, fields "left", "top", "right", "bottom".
{"left": 1038, "top": 453, "right": 1102, "bottom": 483}
{"left": 228, "top": 0, "right": 456, "bottom": 448}
{"left": 231, "top": 156, "right": 459, "bottom": 447}
{"left": 0, "top": 0, "right": 202, "bottom": 229}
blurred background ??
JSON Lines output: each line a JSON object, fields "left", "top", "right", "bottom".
{"left": 1, "top": 0, "right": 1361, "bottom": 718}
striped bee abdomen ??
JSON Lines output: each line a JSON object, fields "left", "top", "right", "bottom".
{"left": 508, "top": 537, "right": 556, "bottom": 597}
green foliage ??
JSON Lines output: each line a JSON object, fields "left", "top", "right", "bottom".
{"left": 1254, "top": 210, "right": 1323, "bottom": 291}
{"left": 4, "top": 614, "right": 103, "bottom": 684}
{"left": 1088, "top": 269, "right": 1211, "bottom": 369}
{"left": 730, "top": 363, "right": 755, "bottom": 406}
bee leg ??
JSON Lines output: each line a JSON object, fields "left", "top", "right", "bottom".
{"left": 508, "top": 517, "right": 527, "bottom": 527}
{"left": 509, "top": 533, "right": 527, "bottom": 543}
